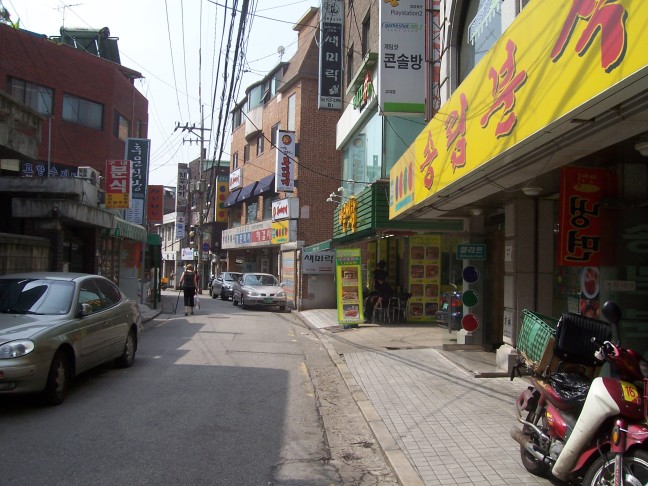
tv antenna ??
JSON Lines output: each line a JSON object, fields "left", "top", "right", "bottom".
{"left": 55, "top": 3, "right": 83, "bottom": 28}
{"left": 277, "top": 45, "right": 285, "bottom": 62}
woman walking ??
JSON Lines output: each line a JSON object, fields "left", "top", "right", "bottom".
{"left": 179, "top": 264, "right": 198, "bottom": 316}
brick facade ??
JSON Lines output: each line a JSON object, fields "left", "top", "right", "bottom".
{"left": 0, "top": 24, "right": 148, "bottom": 175}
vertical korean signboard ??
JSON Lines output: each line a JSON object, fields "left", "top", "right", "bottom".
{"left": 318, "top": 0, "right": 343, "bottom": 110}
{"left": 147, "top": 185, "right": 164, "bottom": 224}
{"left": 335, "top": 248, "right": 364, "bottom": 328}
{"left": 124, "top": 138, "right": 150, "bottom": 225}
{"left": 105, "top": 160, "right": 131, "bottom": 209}
{"left": 176, "top": 163, "right": 190, "bottom": 240}
{"left": 558, "top": 167, "right": 615, "bottom": 318}
{"left": 275, "top": 130, "right": 296, "bottom": 193}
{"left": 379, "top": 0, "right": 425, "bottom": 114}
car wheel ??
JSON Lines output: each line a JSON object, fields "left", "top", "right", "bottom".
{"left": 220, "top": 291, "right": 228, "bottom": 301}
{"left": 211, "top": 289, "right": 217, "bottom": 299}
{"left": 279, "top": 305, "right": 286, "bottom": 312}
{"left": 115, "top": 329, "right": 136, "bottom": 368}
{"left": 42, "top": 351, "right": 70, "bottom": 406}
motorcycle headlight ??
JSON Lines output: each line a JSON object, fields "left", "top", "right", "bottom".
{"left": 0, "top": 340, "right": 35, "bottom": 359}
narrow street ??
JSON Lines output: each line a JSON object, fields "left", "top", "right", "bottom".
{"left": 0, "top": 294, "right": 396, "bottom": 485}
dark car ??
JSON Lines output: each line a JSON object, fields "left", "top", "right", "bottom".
{"left": 0, "top": 272, "right": 142, "bottom": 405}
{"left": 435, "top": 291, "right": 463, "bottom": 330}
{"left": 210, "top": 272, "right": 242, "bottom": 300}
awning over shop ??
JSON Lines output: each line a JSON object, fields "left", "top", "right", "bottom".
{"left": 237, "top": 181, "right": 258, "bottom": 202}
{"left": 112, "top": 216, "right": 148, "bottom": 242}
{"left": 147, "top": 233, "right": 162, "bottom": 245}
{"left": 252, "top": 174, "right": 275, "bottom": 197}
{"left": 223, "top": 188, "right": 241, "bottom": 208}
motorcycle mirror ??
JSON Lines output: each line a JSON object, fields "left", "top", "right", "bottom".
{"left": 602, "top": 300, "right": 621, "bottom": 325}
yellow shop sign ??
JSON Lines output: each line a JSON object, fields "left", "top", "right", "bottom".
{"left": 339, "top": 197, "right": 357, "bottom": 233}
{"left": 390, "top": 0, "right": 648, "bottom": 218}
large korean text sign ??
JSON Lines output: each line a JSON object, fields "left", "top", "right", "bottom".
{"left": 379, "top": 0, "right": 425, "bottom": 114}
{"left": 390, "top": 0, "right": 648, "bottom": 218}
{"left": 275, "top": 130, "right": 296, "bottom": 192}
{"left": 105, "top": 160, "right": 131, "bottom": 209}
{"left": 318, "top": 0, "right": 344, "bottom": 110}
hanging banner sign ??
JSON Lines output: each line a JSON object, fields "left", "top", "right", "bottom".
{"left": 558, "top": 167, "right": 615, "bottom": 266}
{"left": 275, "top": 130, "right": 296, "bottom": 192}
{"left": 146, "top": 185, "right": 163, "bottom": 224}
{"left": 105, "top": 159, "right": 131, "bottom": 209}
{"left": 318, "top": 0, "right": 344, "bottom": 110}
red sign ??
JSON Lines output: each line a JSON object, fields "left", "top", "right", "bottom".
{"left": 105, "top": 160, "right": 131, "bottom": 209}
{"left": 558, "top": 167, "right": 614, "bottom": 266}
{"left": 147, "top": 185, "right": 163, "bottom": 224}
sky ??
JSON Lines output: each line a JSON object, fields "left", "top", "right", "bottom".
{"left": 5, "top": 0, "right": 321, "bottom": 187}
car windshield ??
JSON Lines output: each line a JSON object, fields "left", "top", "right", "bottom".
{"left": 224, "top": 273, "right": 240, "bottom": 282}
{"left": 0, "top": 279, "right": 75, "bottom": 315}
{"left": 243, "top": 274, "right": 277, "bottom": 286}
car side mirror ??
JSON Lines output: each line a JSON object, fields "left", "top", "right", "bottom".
{"left": 78, "top": 303, "right": 93, "bottom": 317}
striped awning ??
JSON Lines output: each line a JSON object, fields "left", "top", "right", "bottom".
{"left": 111, "top": 216, "right": 148, "bottom": 242}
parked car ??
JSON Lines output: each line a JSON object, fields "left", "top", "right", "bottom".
{"left": 0, "top": 272, "right": 142, "bottom": 405}
{"left": 232, "top": 273, "right": 287, "bottom": 311}
{"left": 435, "top": 291, "right": 463, "bottom": 330}
{"left": 210, "top": 272, "right": 242, "bottom": 300}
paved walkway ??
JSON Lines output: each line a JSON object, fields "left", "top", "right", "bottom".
{"left": 297, "top": 309, "right": 556, "bottom": 486}
{"left": 143, "top": 297, "right": 555, "bottom": 485}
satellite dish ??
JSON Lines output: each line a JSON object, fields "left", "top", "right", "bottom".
{"left": 277, "top": 45, "right": 285, "bottom": 61}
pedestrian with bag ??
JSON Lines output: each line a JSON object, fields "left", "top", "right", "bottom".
{"left": 179, "top": 264, "right": 199, "bottom": 316}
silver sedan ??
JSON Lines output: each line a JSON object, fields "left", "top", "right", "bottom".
{"left": 232, "top": 273, "right": 287, "bottom": 311}
{"left": 0, "top": 272, "right": 142, "bottom": 405}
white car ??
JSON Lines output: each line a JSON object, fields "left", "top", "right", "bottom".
{"left": 232, "top": 273, "right": 287, "bottom": 311}
{"left": 210, "top": 272, "right": 242, "bottom": 301}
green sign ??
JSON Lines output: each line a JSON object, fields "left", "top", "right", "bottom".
{"left": 457, "top": 244, "right": 487, "bottom": 260}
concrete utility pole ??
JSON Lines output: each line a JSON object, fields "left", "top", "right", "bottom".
{"left": 174, "top": 110, "right": 210, "bottom": 290}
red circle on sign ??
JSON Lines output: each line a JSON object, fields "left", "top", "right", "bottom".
{"left": 462, "top": 314, "right": 479, "bottom": 332}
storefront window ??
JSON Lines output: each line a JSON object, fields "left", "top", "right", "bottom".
{"left": 458, "top": 0, "right": 502, "bottom": 83}
{"left": 384, "top": 115, "right": 426, "bottom": 174}
{"left": 246, "top": 202, "right": 258, "bottom": 224}
{"left": 342, "top": 110, "right": 382, "bottom": 195}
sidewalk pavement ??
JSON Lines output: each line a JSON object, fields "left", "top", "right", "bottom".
{"left": 140, "top": 296, "right": 550, "bottom": 485}
{"left": 296, "top": 309, "right": 554, "bottom": 486}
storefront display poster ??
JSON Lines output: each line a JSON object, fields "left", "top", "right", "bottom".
{"left": 335, "top": 248, "right": 364, "bottom": 327}
{"left": 408, "top": 235, "right": 441, "bottom": 322}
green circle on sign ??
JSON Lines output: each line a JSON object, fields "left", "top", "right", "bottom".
{"left": 462, "top": 289, "right": 479, "bottom": 308}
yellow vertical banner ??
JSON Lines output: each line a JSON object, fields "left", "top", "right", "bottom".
{"left": 408, "top": 235, "right": 441, "bottom": 322}
{"left": 336, "top": 248, "right": 364, "bottom": 328}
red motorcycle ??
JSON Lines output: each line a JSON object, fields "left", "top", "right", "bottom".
{"left": 511, "top": 301, "right": 648, "bottom": 485}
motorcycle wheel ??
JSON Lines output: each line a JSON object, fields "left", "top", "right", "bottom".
{"left": 582, "top": 449, "right": 648, "bottom": 485}
{"left": 520, "top": 411, "right": 550, "bottom": 477}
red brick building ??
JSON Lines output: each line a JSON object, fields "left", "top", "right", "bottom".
{"left": 0, "top": 24, "right": 148, "bottom": 176}
{"left": 223, "top": 7, "right": 342, "bottom": 309}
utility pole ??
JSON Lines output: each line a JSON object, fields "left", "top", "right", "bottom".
{"left": 174, "top": 113, "right": 210, "bottom": 291}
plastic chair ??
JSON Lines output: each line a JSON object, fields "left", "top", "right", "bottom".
{"left": 372, "top": 297, "right": 387, "bottom": 324}
{"left": 388, "top": 297, "right": 400, "bottom": 323}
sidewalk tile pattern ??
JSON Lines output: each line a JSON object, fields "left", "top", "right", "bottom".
{"left": 344, "top": 349, "right": 554, "bottom": 485}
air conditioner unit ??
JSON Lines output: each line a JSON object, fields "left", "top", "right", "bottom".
{"left": 77, "top": 166, "right": 100, "bottom": 185}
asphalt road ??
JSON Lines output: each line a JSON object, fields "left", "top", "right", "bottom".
{"left": 0, "top": 294, "right": 396, "bottom": 485}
